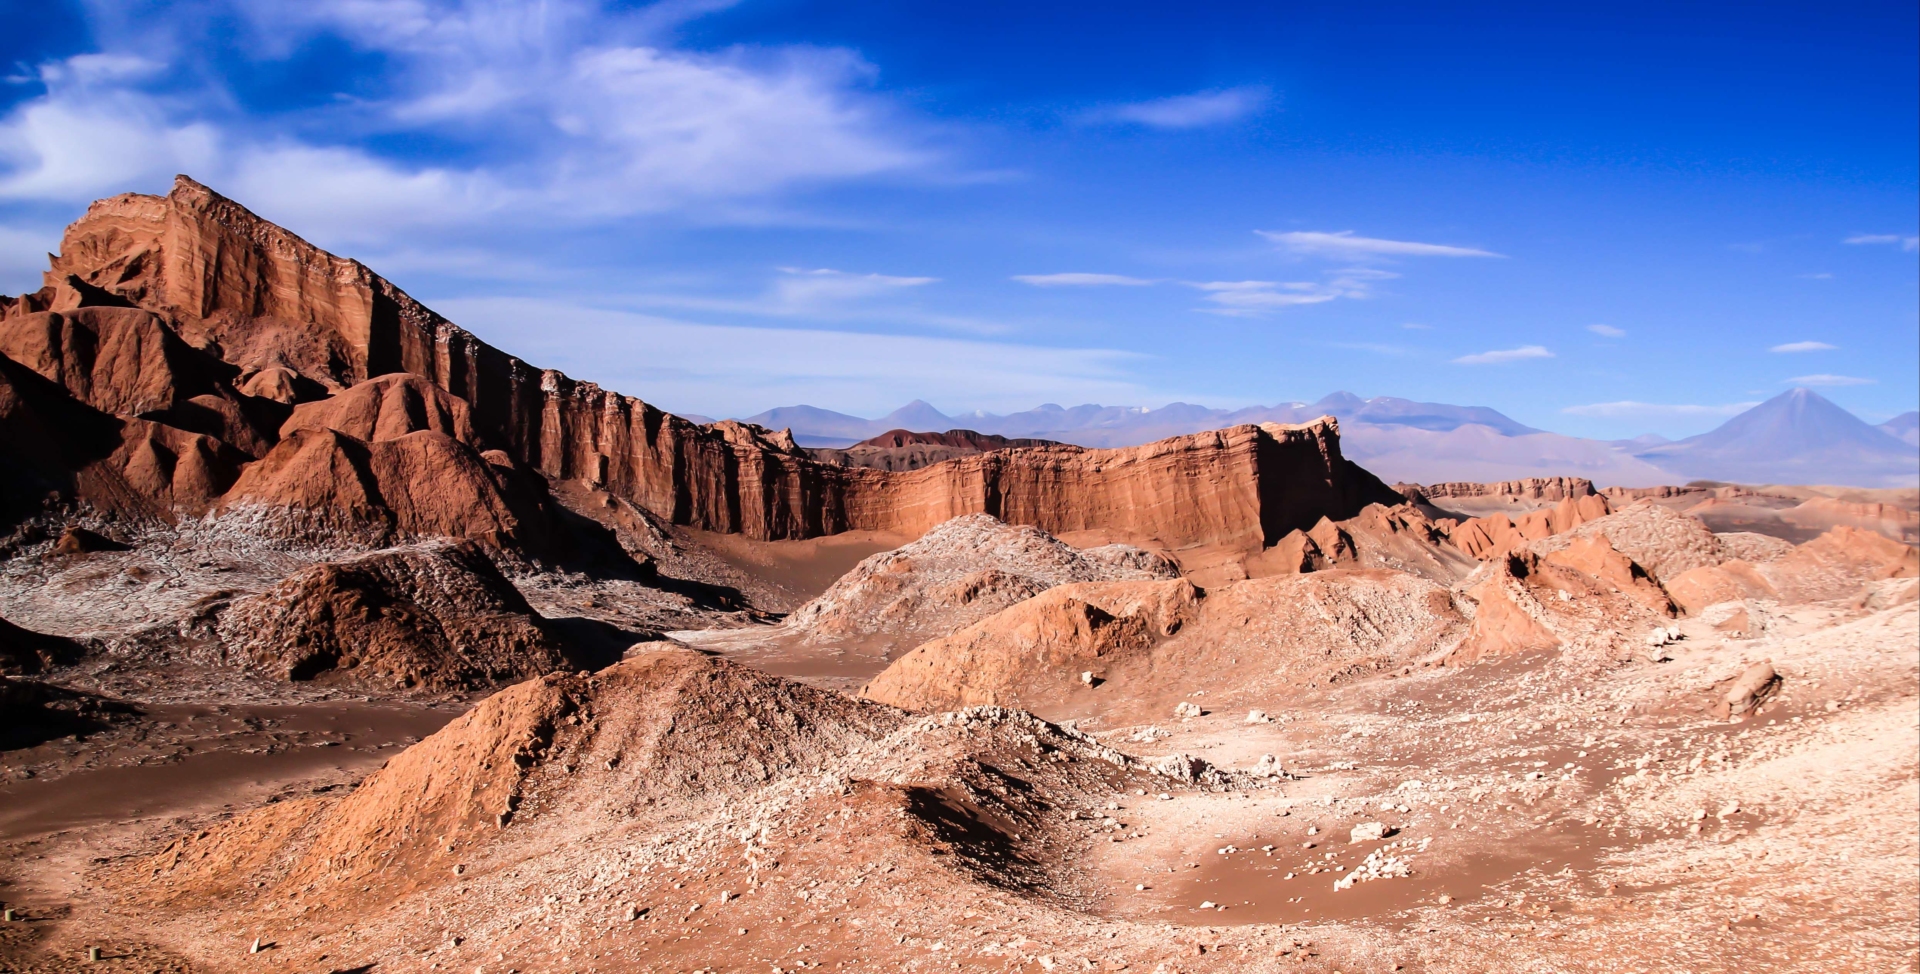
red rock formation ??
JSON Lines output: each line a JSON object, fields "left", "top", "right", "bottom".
{"left": 1421, "top": 477, "right": 1598, "bottom": 504}
{"left": 1448, "top": 494, "right": 1611, "bottom": 559}
{"left": 1760, "top": 526, "right": 1918, "bottom": 603}
{"left": 219, "top": 428, "right": 543, "bottom": 550}
{"left": 0, "top": 352, "right": 244, "bottom": 522}
{"left": 17, "top": 177, "right": 1396, "bottom": 548}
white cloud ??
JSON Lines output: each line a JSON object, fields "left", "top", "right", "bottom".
{"left": 1587, "top": 324, "right": 1626, "bottom": 338}
{"left": 1400, "top": 322, "right": 1432, "bottom": 330}
{"left": 1257, "top": 230, "right": 1502, "bottom": 259}
{"left": 1796, "top": 272, "right": 1833, "bottom": 280}
{"left": 1787, "top": 374, "right": 1875, "bottom": 387}
{"left": 1088, "top": 86, "right": 1270, "bottom": 129}
{"left": 1769, "top": 340, "right": 1836, "bottom": 353}
{"left": 0, "top": 3, "right": 933, "bottom": 237}
{"left": 1562, "top": 400, "right": 1758, "bottom": 419}
{"left": 1452, "top": 345, "right": 1554, "bottom": 365}
{"left": 433, "top": 297, "right": 1155, "bottom": 417}
{"left": 1013, "top": 273, "right": 1157, "bottom": 287}
{"left": 1843, "top": 234, "right": 1920, "bottom": 251}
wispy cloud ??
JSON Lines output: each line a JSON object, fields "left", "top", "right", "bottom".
{"left": 1257, "top": 230, "right": 1502, "bottom": 259}
{"left": 1796, "top": 272, "right": 1833, "bottom": 280}
{"left": 1788, "top": 374, "right": 1874, "bottom": 387}
{"left": 1452, "top": 345, "right": 1553, "bottom": 365}
{"left": 1012, "top": 273, "right": 1157, "bottom": 287}
{"left": 1400, "top": 322, "right": 1432, "bottom": 330}
{"left": 772, "top": 268, "right": 936, "bottom": 306}
{"left": 1086, "top": 86, "right": 1270, "bottom": 129}
{"left": 1843, "top": 234, "right": 1919, "bottom": 252}
{"left": 1587, "top": 324, "right": 1626, "bottom": 338}
{"left": 1769, "top": 340, "right": 1836, "bottom": 353}
{"left": 1188, "top": 280, "right": 1337, "bottom": 315}
{"left": 1562, "top": 400, "right": 1759, "bottom": 419}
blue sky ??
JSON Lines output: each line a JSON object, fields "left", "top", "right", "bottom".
{"left": 1, "top": 1, "right": 1914, "bottom": 437}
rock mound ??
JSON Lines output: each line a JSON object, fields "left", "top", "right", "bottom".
{"left": 781, "top": 514, "right": 1180, "bottom": 652}
{"left": 1528, "top": 500, "right": 1725, "bottom": 584}
{"left": 1761, "top": 526, "right": 1918, "bottom": 603}
{"left": 214, "top": 540, "right": 570, "bottom": 691}
{"left": 281, "top": 372, "right": 480, "bottom": 446}
{"left": 1449, "top": 494, "right": 1612, "bottom": 560}
{"left": 864, "top": 570, "right": 1469, "bottom": 719}
{"left": 138, "top": 648, "right": 908, "bottom": 901}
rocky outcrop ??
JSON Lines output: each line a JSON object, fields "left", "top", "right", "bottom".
{"left": 781, "top": 514, "right": 1178, "bottom": 652}
{"left": 214, "top": 541, "right": 571, "bottom": 691}
{"left": 15, "top": 177, "right": 1396, "bottom": 549}
{"left": 1759, "top": 526, "right": 1918, "bottom": 604}
{"left": 1419, "top": 477, "right": 1597, "bottom": 507}
{"left": 0, "top": 614, "right": 85, "bottom": 675}
{"left": 1260, "top": 502, "right": 1479, "bottom": 583}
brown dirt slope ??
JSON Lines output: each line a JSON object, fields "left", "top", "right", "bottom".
{"left": 864, "top": 571, "right": 1470, "bottom": 721}
{"left": 213, "top": 540, "right": 571, "bottom": 691}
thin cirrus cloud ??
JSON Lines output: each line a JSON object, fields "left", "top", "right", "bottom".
{"left": 1769, "top": 341, "right": 1836, "bottom": 353}
{"left": 1085, "top": 86, "right": 1271, "bottom": 129}
{"left": 1562, "top": 400, "right": 1759, "bottom": 419}
{"left": 1257, "top": 230, "right": 1503, "bottom": 259}
{"left": 1012, "top": 273, "right": 1157, "bottom": 287}
{"left": 772, "top": 268, "right": 936, "bottom": 307}
{"left": 1587, "top": 324, "right": 1626, "bottom": 338}
{"left": 1842, "top": 234, "right": 1919, "bottom": 252}
{"left": 1787, "top": 374, "right": 1875, "bottom": 387}
{"left": 1452, "top": 345, "right": 1554, "bottom": 365}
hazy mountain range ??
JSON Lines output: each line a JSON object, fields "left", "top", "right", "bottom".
{"left": 733, "top": 390, "right": 1920, "bottom": 488}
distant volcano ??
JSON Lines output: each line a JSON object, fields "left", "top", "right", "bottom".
{"left": 1630, "top": 388, "right": 1919, "bottom": 487}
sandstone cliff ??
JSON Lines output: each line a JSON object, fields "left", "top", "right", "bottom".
{"left": 8, "top": 176, "right": 1396, "bottom": 550}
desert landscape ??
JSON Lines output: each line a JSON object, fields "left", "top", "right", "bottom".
{"left": 0, "top": 177, "right": 1914, "bottom": 974}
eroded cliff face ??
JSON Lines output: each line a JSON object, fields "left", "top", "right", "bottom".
{"left": 4, "top": 175, "right": 1396, "bottom": 547}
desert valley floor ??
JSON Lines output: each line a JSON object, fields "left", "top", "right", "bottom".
{"left": 0, "top": 179, "right": 1916, "bottom": 974}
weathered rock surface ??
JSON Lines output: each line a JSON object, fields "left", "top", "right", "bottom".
{"left": 780, "top": 514, "right": 1179, "bottom": 652}
{"left": 213, "top": 541, "right": 571, "bottom": 691}
{"left": 1760, "top": 526, "right": 1919, "bottom": 603}
{"left": 1527, "top": 500, "right": 1725, "bottom": 584}
{"left": 0, "top": 679, "right": 137, "bottom": 750}
{"left": 808, "top": 428, "right": 1061, "bottom": 471}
